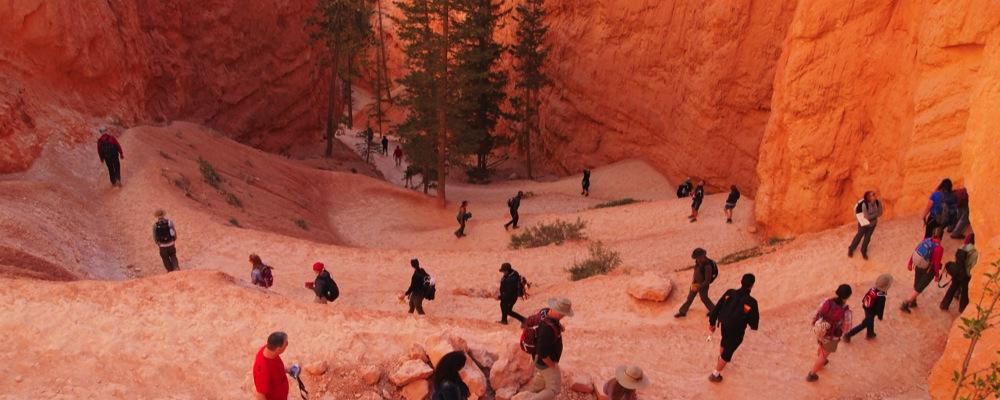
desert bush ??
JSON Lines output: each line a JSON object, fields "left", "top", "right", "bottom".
{"left": 719, "top": 247, "right": 764, "bottom": 265}
{"left": 568, "top": 241, "right": 622, "bottom": 281}
{"left": 223, "top": 191, "right": 243, "bottom": 208}
{"left": 593, "top": 198, "right": 641, "bottom": 209}
{"left": 510, "top": 218, "right": 586, "bottom": 249}
{"left": 198, "top": 157, "right": 222, "bottom": 189}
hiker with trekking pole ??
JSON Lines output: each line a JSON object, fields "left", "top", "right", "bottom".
{"left": 253, "top": 331, "right": 305, "bottom": 400}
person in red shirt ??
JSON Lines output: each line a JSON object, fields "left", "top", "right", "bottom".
{"left": 900, "top": 228, "right": 945, "bottom": 313}
{"left": 96, "top": 127, "right": 124, "bottom": 187}
{"left": 253, "top": 331, "right": 299, "bottom": 400}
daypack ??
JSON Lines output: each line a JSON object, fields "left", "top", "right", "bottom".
{"left": 912, "top": 239, "right": 937, "bottom": 270}
{"left": 676, "top": 185, "right": 688, "bottom": 198}
{"left": 317, "top": 273, "right": 339, "bottom": 302}
{"left": 861, "top": 287, "right": 879, "bottom": 309}
{"left": 934, "top": 191, "right": 954, "bottom": 225}
{"left": 519, "top": 309, "right": 561, "bottom": 355}
{"left": 954, "top": 188, "right": 969, "bottom": 209}
{"left": 154, "top": 219, "right": 175, "bottom": 244}
{"left": 253, "top": 264, "right": 274, "bottom": 288}
{"left": 518, "top": 275, "right": 531, "bottom": 299}
{"left": 814, "top": 299, "right": 850, "bottom": 339}
{"left": 423, "top": 275, "right": 436, "bottom": 300}
{"left": 706, "top": 260, "right": 719, "bottom": 283}
{"left": 98, "top": 138, "right": 118, "bottom": 159}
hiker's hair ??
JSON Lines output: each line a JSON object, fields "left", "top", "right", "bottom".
{"left": 835, "top": 284, "right": 852, "bottom": 301}
{"left": 864, "top": 191, "right": 874, "bottom": 201}
{"left": 937, "top": 178, "right": 953, "bottom": 192}
{"left": 266, "top": 332, "right": 288, "bottom": 350}
{"left": 500, "top": 262, "right": 512, "bottom": 272}
{"left": 249, "top": 254, "right": 262, "bottom": 265}
{"left": 691, "top": 248, "right": 707, "bottom": 259}
{"left": 461, "top": 200, "right": 468, "bottom": 207}
{"left": 517, "top": 191, "right": 524, "bottom": 197}
{"left": 410, "top": 258, "right": 420, "bottom": 268}
{"left": 741, "top": 273, "right": 755, "bottom": 289}
{"left": 731, "top": 185, "right": 738, "bottom": 191}
{"left": 154, "top": 209, "right": 165, "bottom": 218}
{"left": 431, "top": 351, "right": 467, "bottom": 389}
{"left": 932, "top": 227, "right": 944, "bottom": 239}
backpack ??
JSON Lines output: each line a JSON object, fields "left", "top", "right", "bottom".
{"left": 912, "top": 239, "right": 937, "bottom": 269}
{"left": 154, "top": 219, "right": 175, "bottom": 244}
{"left": 318, "top": 274, "right": 339, "bottom": 302}
{"left": 253, "top": 265, "right": 274, "bottom": 288}
{"left": 814, "top": 299, "right": 850, "bottom": 339}
{"left": 934, "top": 192, "right": 953, "bottom": 225}
{"left": 422, "top": 275, "right": 436, "bottom": 300}
{"left": 98, "top": 137, "right": 118, "bottom": 159}
{"left": 518, "top": 275, "right": 530, "bottom": 299}
{"left": 519, "top": 309, "right": 560, "bottom": 355}
{"left": 861, "top": 287, "right": 879, "bottom": 309}
{"left": 716, "top": 290, "right": 751, "bottom": 327}
{"left": 706, "top": 260, "right": 719, "bottom": 283}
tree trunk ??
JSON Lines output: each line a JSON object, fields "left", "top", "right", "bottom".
{"left": 525, "top": 87, "right": 533, "bottom": 179}
{"left": 435, "top": 1, "right": 450, "bottom": 208}
{"left": 325, "top": 47, "right": 342, "bottom": 158}
{"left": 376, "top": 0, "right": 393, "bottom": 105}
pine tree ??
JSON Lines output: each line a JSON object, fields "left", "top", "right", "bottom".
{"left": 510, "top": 0, "right": 550, "bottom": 178}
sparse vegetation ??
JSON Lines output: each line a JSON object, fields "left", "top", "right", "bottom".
{"left": 720, "top": 237, "right": 794, "bottom": 265}
{"left": 593, "top": 198, "right": 641, "bottom": 209}
{"left": 510, "top": 218, "right": 586, "bottom": 249}
{"left": 568, "top": 241, "right": 622, "bottom": 281}
{"left": 172, "top": 175, "right": 192, "bottom": 196}
{"left": 521, "top": 191, "right": 536, "bottom": 199}
{"left": 223, "top": 191, "right": 243, "bottom": 208}
{"left": 228, "top": 218, "right": 241, "bottom": 227}
{"left": 198, "top": 157, "right": 222, "bottom": 189}
{"left": 951, "top": 260, "right": 1000, "bottom": 400}
{"left": 768, "top": 236, "right": 792, "bottom": 246}
{"left": 294, "top": 219, "right": 309, "bottom": 231}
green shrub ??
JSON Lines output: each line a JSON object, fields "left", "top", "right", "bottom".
{"left": 568, "top": 241, "right": 622, "bottom": 281}
{"left": 593, "top": 198, "right": 641, "bottom": 209}
{"left": 510, "top": 218, "right": 586, "bottom": 249}
{"left": 198, "top": 157, "right": 222, "bottom": 189}
{"left": 294, "top": 219, "right": 309, "bottom": 230}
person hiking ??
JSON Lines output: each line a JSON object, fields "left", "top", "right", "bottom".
{"left": 676, "top": 178, "right": 693, "bottom": 198}
{"left": 901, "top": 228, "right": 945, "bottom": 313}
{"left": 848, "top": 191, "right": 884, "bottom": 260}
{"left": 922, "top": 178, "right": 954, "bottom": 239}
{"left": 504, "top": 191, "right": 524, "bottom": 230}
{"left": 602, "top": 365, "right": 651, "bottom": 399}
{"left": 253, "top": 331, "right": 300, "bottom": 400}
{"left": 249, "top": 254, "right": 274, "bottom": 289}
{"left": 305, "top": 262, "right": 339, "bottom": 304}
{"left": 707, "top": 273, "right": 759, "bottom": 383}
{"left": 948, "top": 186, "right": 971, "bottom": 239}
{"left": 429, "top": 351, "right": 471, "bottom": 400}
{"left": 845, "top": 274, "right": 892, "bottom": 342}
{"left": 455, "top": 201, "right": 471, "bottom": 238}
{"left": 381, "top": 135, "right": 389, "bottom": 156}
{"left": 807, "top": 284, "right": 853, "bottom": 382}
{"left": 581, "top": 169, "right": 591, "bottom": 196}
{"left": 688, "top": 181, "right": 705, "bottom": 222}
{"left": 96, "top": 127, "right": 124, "bottom": 187}
{"left": 941, "top": 233, "right": 978, "bottom": 312}
{"left": 517, "top": 297, "right": 573, "bottom": 399}
{"left": 674, "top": 248, "right": 716, "bottom": 318}
{"left": 394, "top": 146, "right": 404, "bottom": 167}
{"left": 723, "top": 185, "right": 741, "bottom": 224}
{"left": 498, "top": 263, "right": 526, "bottom": 325}
{"left": 400, "top": 259, "right": 430, "bottom": 315}
{"left": 153, "top": 210, "right": 179, "bottom": 272}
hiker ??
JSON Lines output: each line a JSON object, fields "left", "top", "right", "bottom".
{"left": 602, "top": 365, "right": 651, "bottom": 399}
{"left": 455, "top": 201, "right": 471, "bottom": 238}
{"left": 723, "top": 185, "right": 741, "bottom": 224}
{"left": 688, "top": 181, "right": 705, "bottom": 223}
{"left": 381, "top": 135, "right": 389, "bottom": 156}
{"left": 97, "top": 127, "right": 124, "bottom": 187}
{"left": 707, "top": 273, "right": 759, "bottom": 383}
{"left": 848, "top": 191, "right": 884, "bottom": 260}
{"left": 498, "top": 263, "right": 527, "bottom": 325}
{"left": 429, "top": 351, "right": 471, "bottom": 400}
{"left": 845, "top": 274, "right": 892, "bottom": 342}
{"left": 394, "top": 146, "right": 404, "bottom": 167}
{"left": 305, "top": 262, "right": 339, "bottom": 304}
{"left": 941, "top": 233, "right": 978, "bottom": 312}
{"left": 676, "top": 178, "right": 693, "bottom": 198}
{"left": 153, "top": 210, "right": 179, "bottom": 272}
{"left": 517, "top": 297, "right": 573, "bottom": 399}
{"left": 581, "top": 169, "right": 591, "bottom": 196}
{"left": 807, "top": 284, "right": 853, "bottom": 382}
{"left": 253, "top": 331, "right": 300, "bottom": 400}
{"left": 400, "top": 259, "right": 430, "bottom": 315}
{"left": 901, "top": 228, "right": 945, "bottom": 313}
{"left": 504, "top": 191, "right": 524, "bottom": 230}
{"left": 922, "top": 178, "right": 954, "bottom": 239}
{"left": 948, "top": 186, "right": 971, "bottom": 239}
{"left": 674, "top": 248, "right": 717, "bottom": 318}
{"left": 249, "top": 254, "right": 274, "bottom": 289}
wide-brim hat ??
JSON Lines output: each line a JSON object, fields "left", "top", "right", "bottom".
{"left": 615, "top": 365, "right": 650, "bottom": 390}
{"left": 547, "top": 297, "right": 574, "bottom": 317}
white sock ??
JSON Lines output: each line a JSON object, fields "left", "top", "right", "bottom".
{"left": 712, "top": 370, "right": 721, "bottom": 377}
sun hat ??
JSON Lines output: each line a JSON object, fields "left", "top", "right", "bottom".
{"left": 875, "top": 274, "right": 893, "bottom": 292}
{"left": 547, "top": 297, "right": 574, "bottom": 317}
{"left": 312, "top": 262, "right": 324, "bottom": 272}
{"left": 615, "top": 365, "right": 651, "bottom": 390}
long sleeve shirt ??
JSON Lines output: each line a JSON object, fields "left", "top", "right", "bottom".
{"left": 405, "top": 268, "right": 428, "bottom": 296}
{"left": 97, "top": 134, "right": 124, "bottom": 161}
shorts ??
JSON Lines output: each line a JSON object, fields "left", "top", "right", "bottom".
{"left": 692, "top": 199, "right": 703, "bottom": 210}
{"left": 719, "top": 330, "right": 745, "bottom": 362}
{"left": 819, "top": 337, "right": 840, "bottom": 353}
{"left": 913, "top": 267, "right": 934, "bottom": 293}
{"left": 724, "top": 203, "right": 736, "bottom": 210}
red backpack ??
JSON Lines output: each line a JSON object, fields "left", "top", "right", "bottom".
{"left": 861, "top": 287, "right": 879, "bottom": 309}
{"left": 519, "top": 309, "right": 561, "bottom": 355}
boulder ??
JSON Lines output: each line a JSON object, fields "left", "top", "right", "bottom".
{"left": 460, "top": 358, "right": 488, "bottom": 399}
{"left": 408, "top": 343, "right": 429, "bottom": 363}
{"left": 423, "top": 332, "right": 468, "bottom": 366}
{"left": 469, "top": 347, "right": 498, "bottom": 370}
{"left": 401, "top": 380, "right": 429, "bottom": 400}
{"left": 627, "top": 274, "right": 673, "bottom": 302}
{"left": 389, "top": 360, "right": 432, "bottom": 387}
{"left": 489, "top": 344, "right": 534, "bottom": 394}
{"left": 361, "top": 366, "right": 381, "bottom": 386}
{"left": 305, "top": 361, "right": 328, "bottom": 376}
{"left": 495, "top": 387, "right": 518, "bottom": 400}
{"left": 570, "top": 375, "right": 594, "bottom": 393}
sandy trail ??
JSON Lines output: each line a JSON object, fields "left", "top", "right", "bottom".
{"left": 0, "top": 123, "right": 961, "bottom": 399}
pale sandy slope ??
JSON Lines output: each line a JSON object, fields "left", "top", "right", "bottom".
{"left": 0, "top": 123, "right": 961, "bottom": 399}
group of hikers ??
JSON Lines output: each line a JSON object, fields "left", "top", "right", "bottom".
{"left": 675, "top": 178, "right": 741, "bottom": 224}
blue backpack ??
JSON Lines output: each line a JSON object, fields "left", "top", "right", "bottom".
{"left": 914, "top": 239, "right": 937, "bottom": 261}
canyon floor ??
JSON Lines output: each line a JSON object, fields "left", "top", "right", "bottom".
{"left": 0, "top": 122, "right": 963, "bottom": 399}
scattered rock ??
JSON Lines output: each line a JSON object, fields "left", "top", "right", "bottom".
{"left": 401, "top": 380, "right": 430, "bottom": 400}
{"left": 361, "top": 366, "right": 381, "bottom": 386}
{"left": 511, "top": 392, "right": 532, "bottom": 400}
{"left": 423, "top": 332, "right": 468, "bottom": 366}
{"left": 408, "top": 343, "right": 429, "bottom": 363}
{"left": 460, "top": 357, "right": 488, "bottom": 399}
{"left": 390, "top": 360, "right": 433, "bottom": 387}
{"left": 627, "top": 273, "right": 673, "bottom": 302}
{"left": 469, "top": 347, "right": 498, "bottom": 370}
{"left": 305, "top": 361, "right": 328, "bottom": 376}
{"left": 748, "top": 225, "right": 759, "bottom": 234}
{"left": 489, "top": 344, "right": 534, "bottom": 394}
{"left": 570, "top": 375, "right": 594, "bottom": 393}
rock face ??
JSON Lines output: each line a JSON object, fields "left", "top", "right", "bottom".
{"left": 627, "top": 274, "right": 673, "bottom": 302}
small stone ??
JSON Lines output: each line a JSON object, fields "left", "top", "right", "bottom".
{"left": 361, "top": 366, "right": 381, "bottom": 386}
{"left": 401, "top": 380, "right": 430, "bottom": 400}
{"left": 305, "top": 361, "right": 328, "bottom": 376}
{"left": 469, "top": 347, "right": 498, "bottom": 370}
{"left": 15, "top": 376, "right": 23, "bottom": 383}
{"left": 390, "top": 360, "right": 433, "bottom": 387}
{"left": 627, "top": 273, "right": 673, "bottom": 302}
{"left": 570, "top": 375, "right": 594, "bottom": 393}
{"left": 408, "top": 343, "right": 429, "bottom": 362}
{"left": 748, "top": 225, "right": 759, "bottom": 234}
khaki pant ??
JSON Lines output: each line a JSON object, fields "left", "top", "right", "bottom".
{"left": 516, "top": 364, "right": 561, "bottom": 400}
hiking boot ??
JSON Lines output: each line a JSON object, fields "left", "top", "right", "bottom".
{"left": 497, "top": 320, "right": 509, "bottom": 325}
{"left": 847, "top": 249, "right": 854, "bottom": 258}
{"left": 862, "top": 253, "right": 869, "bottom": 260}
{"left": 911, "top": 300, "right": 918, "bottom": 308}
{"left": 866, "top": 333, "right": 876, "bottom": 340}
{"left": 843, "top": 335, "right": 851, "bottom": 344}
{"left": 708, "top": 374, "right": 723, "bottom": 383}
{"left": 674, "top": 312, "right": 686, "bottom": 318}
{"left": 806, "top": 373, "right": 819, "bottom": 382}
{"left": 900, "top": 302, "right": 911, "bottom": 313}
{"left": 726, "top": 218, "right": 733, "bottom": 224}
{"left": 690, "top": 218, "right": 697, "bottom": 223}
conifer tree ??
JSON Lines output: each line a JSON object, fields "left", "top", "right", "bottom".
{"left": 510, "top": 0, "right": 550, "bottom": 177}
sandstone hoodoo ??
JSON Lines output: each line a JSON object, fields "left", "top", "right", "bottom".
{"left": 1, "top": 1, "right": 997, "bottom": 399}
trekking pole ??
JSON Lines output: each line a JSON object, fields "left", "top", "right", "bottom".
{"left": 294, "top": 375, "right": 308, "bottom": 400}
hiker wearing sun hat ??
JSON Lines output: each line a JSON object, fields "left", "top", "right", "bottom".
{"left": 602, "top": 365, "right": 650, "bottom": 399}
{"left": 516, "top": 297, "right": 573, "bottom": 399}
{"left": 846, "top": 274, "right": 892, "bottom": 343}
{"left": 305, "top": 262, "right": 339, "bottom": 304}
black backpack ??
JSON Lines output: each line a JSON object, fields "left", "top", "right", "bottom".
{"left": 423, "top": 275, "right": 436, "bottom": 300}
{"left": 706, "top": 260, "right": 719, "bottom": 283}
{"left": 318, "top": 274, "right": 339, "bottom": 302}
{"left": 154, "top": 219, "right": 175, "bottom": 244}
{"left": 717, "top": 290, "right": 751, "bottom": 327}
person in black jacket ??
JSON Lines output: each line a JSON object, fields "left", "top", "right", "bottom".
{"left": 723, "top": 185, "right": 741, "bottom": 224}
{"left": 430, "top": 351, "right": 471, "bottom": 400}
{"left": 581, "top": 169, "right": 591, "bottom": 196}
{"left": 517, "top": 297, "right": 573, "bottom": 399}
{"left": 707, "top": 273, "right": 760, "bottom": 383}
{"left": 307, "top": 262, "right": 339, "bottom": 304}
{"left": 497, "top": 263, "right": 526, "bottom": 325}
{"left": 689, "top": 181, "right": 705, "bottom": 223}
{"left": 455, "top": 201, "right": 471, "bottom": 238}
{"left": 400, "top": 259, "right": 429, "bottom": 315}
{"left": 504, "top": 192, "right": 524, "bottom": 230}
{"left": 845, "top": 274, "right": 892, "bottom": 342}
